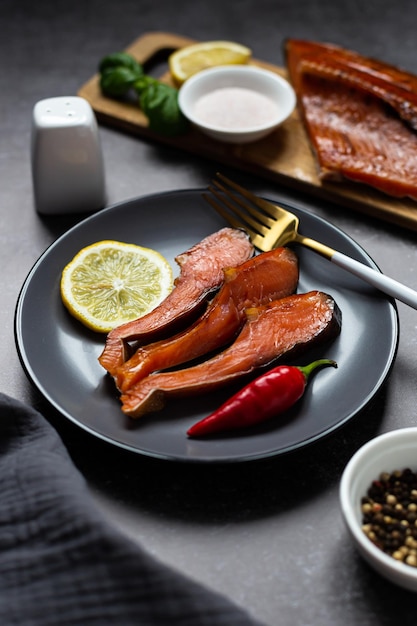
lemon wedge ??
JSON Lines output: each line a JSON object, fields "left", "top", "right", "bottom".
{"left": 60, "top": 240, "right": 173, "bottom": 333}
{"left": 169, "top": 40, "right": 252, "bottom": 85}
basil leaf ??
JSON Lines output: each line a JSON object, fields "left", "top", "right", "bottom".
{"left": 100, "top": 66, "right": 143, "bottom": 98}
{"left": 99, "top": 52, "right": 143, "bottom": 76}
{"left": 98, "top": 51, "right": 188, "bottom": 136}
{"left": 139, "top": 81, "right": 188, "bottom": 136}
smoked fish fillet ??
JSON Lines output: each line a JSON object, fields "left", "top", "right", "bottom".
{"left": 285, "top": 39, "right": 417, "bottom": 199}
{"left": 115, "top": 247, "right": 299, "bottom": 392}
{"left": 98, "top": 228, "right": 254, "bottom": 375}
{"left": 120, "top": 291, "right": 341, "bottom": 418}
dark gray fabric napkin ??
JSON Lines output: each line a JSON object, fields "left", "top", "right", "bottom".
{"left": 0, "top": 393, "right": 265, "bottom": 626}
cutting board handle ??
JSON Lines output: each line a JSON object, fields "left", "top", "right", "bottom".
{"left": 125, "top": 31, "right": 196, "bottom": 66}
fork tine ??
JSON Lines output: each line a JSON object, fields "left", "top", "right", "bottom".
{"left": 202, "top": 192, "right": 248, "bottom": 231}
{"left": 202, "top": 192, "right": 261, "bottom": 244}
{"left": 204, "top": 173, "right": 297, "bottom": 252}
{"left": 207, "top": 184, "right": 270, "bottom": 236}
{"left": 211, "top": 179, "right": 275, "bottom": 231}
{"left": 215, "top": 173, "right": 282, "bottom": 221}
{"left": 203, "top": 194, "right": 262, "bottom": 247}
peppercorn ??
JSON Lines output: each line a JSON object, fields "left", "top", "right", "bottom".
{"left": 361, "top": 468, "right": 417, "bottom": 568}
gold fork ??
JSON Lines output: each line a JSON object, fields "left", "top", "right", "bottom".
{"left": 204, "top": 173, "right": 417, "bottom": 310}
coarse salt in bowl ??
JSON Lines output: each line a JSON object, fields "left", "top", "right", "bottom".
{"left": 340, "top": 427, "right": 417, "bottom": 592}
{"left": 178, "top": 65, "right": 296, "bottom": 144}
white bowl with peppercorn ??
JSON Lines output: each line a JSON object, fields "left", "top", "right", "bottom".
{"left": 340, "top": 428, "right": 417, "bottom": 592}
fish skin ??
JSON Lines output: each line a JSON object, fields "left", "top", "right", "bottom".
{"left": 98, "top": 227, "right": 254, "bottom": 376}
{"left": 120, "top": 291, "right": 341, "bottom": 419}
{"left": 285, "top": 39, "right": 417, "bottom": 199}
{"left": 115, "top": 247, "right": 299, "bottom": 392}
{"left": 286, "top": 39, "right": 417, "bottom": 130}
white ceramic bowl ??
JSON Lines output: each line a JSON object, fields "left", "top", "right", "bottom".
{"left": 178, "top": 65, "right": 296, "bottom": 144}
{"left": 340, "top": 427, "right": 417, "bottom": 592}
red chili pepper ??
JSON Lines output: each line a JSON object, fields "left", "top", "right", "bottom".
{"left": 186, "top": 358, "right": 337, "bottom": 437}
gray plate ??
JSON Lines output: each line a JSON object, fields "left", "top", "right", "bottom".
{"left": 14, "top": 190, "right": 399, "bottom": 463}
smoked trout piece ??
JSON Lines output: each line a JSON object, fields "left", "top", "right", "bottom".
{"left": 120, "top": 291, "right": 341, "bottom": 418}
{"left": 115, "top": 247, "right": 299, "bottom": 392}
{"left": 98, "top": 228, "right": 254, "bottom": 376}
{"left": 285, "top": 39, "right": 417, "bottom": 199}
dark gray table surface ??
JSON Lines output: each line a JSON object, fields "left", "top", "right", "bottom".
{"left": 3, "top": 1, "right": 417, "bottom": 623}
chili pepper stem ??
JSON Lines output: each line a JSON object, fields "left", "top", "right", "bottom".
{"left": 297, "top": 358, "right": 337, "bottom": 381}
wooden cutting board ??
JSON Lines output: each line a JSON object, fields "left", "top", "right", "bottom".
{"left": 78, "top": 31, "right": 417, "bottom": 232}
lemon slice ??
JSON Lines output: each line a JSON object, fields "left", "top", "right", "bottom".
{"left": 60, "top": 240, "right": 173, "bottom": 333}
{"left": 169, "top": 41, "right": 252, "bottom": 85}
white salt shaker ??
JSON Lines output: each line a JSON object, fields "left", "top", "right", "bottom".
{"left": 31, "top": 96, "right": 106, "bottom": 215}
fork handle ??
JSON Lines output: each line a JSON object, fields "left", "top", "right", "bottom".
{"left": 331, "top": 251, "right": 417, "bottom": 309}
{"left": 299, "top": 234, "right": 417, "bottom": 308}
